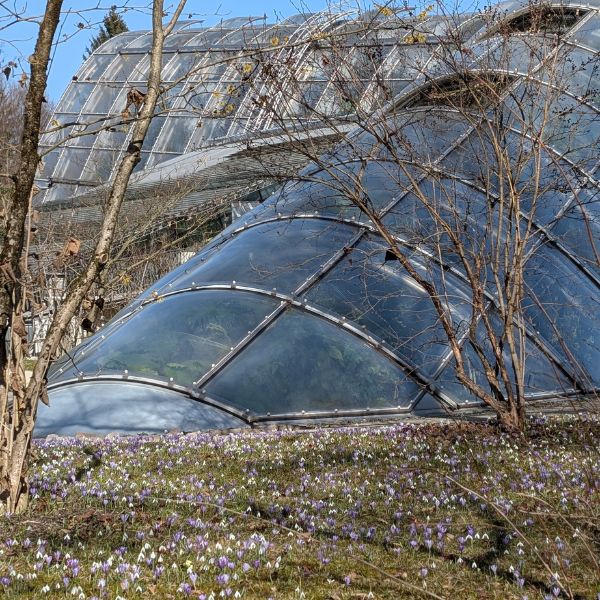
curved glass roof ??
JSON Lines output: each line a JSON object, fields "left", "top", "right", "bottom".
{"left": 38, "top": 0, "right": 600, "bottom": 435}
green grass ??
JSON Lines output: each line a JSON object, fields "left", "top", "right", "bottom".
{"left": 1, "top": 417, "right": 599, "bottom": 599}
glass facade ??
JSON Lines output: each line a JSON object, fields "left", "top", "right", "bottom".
{"left": 38, "top": 0, "right": 600, "bottom": 435}
{"left": 35, "top": 9, "right": 469, "bottom": 204}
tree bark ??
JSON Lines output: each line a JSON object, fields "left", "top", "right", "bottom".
{"left": 1, "top": 0, "right": 187, "bottom": 514}
{"left": 0, "top": 0, "right": 63, "bottom": 514}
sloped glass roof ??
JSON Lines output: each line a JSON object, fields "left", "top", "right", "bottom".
{"left": 35, "top": 8, "right": 470, "bottom": 205}
{"left": 37, "top": 0, "right": 600, "bottom": 435}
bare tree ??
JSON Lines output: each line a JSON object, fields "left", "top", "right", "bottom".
{"left": 239, "top": 1, "right": 599, "bottom": 432}
{"left": 0, "top": 0, "right": 187, "bottom": 514}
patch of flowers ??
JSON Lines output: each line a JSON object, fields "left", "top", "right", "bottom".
{"left": 1, "top": 415, "right": 599, "bottom": 598}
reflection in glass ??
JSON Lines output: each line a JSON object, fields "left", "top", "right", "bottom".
{"left": 78, "top": 54, "right": 115, "bottom": 80}
{"left": 36, "top": 382, "right": 246, "bottom": 437}
{"left": 84, "top": 84, "right": 122, "bottom": 114}
{"left": 101, "top": 54, "right": 144, "bottom": 82}
{"left": 307, "top": 236, "right": 472, "bottom": 374}
{"left": 435, "top": 318, "right": 573, "bottom": 405}
{"left": 58, "top": 83, "right": 95, "bottom": 113}
{"left": 173, "top": 218, "right": 357, "bottom": 293}
{"left": 550, "top": 192, "right": 600, "bottom": 278}
{"left": 523, "top": 246, "right": 600, "bottom": 386}
{"left": 571, "top": 14, "right": 600, "bottom": 50}
{"left": 81, "top": 149, "right": 120, "bottom": 182}
{"left": 53, "top": 148, "right": 89, "bottom": 180}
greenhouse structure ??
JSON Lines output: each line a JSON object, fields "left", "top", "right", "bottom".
{"left": 36, "top": 0, "right": 600, "bottom": 435}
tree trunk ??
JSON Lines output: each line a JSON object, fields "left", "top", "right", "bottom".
{"left": 0, "top": 0, "right": 63, "bottom": 515}
{"left": 0, "top": 0, "right": 187, "bottom": 514}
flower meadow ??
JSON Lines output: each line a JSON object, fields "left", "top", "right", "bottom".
{"left": 1, "top": 417, "right": 599, "bottom": 599}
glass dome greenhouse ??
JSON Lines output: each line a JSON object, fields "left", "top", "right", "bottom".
{"left": 36, "top": 0, "right": 600, "bottom": 435}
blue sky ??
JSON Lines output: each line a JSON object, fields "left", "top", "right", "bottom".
{"left": 0, "top": 0, "right": 339, "bottom": 101}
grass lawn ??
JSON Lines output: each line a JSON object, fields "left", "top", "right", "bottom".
{"left": 1, "top": 417, "right": 599, "bottom": 599}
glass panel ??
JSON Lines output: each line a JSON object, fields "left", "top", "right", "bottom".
{"left": 502, "top": 137, "right": 582, "bottom": 225}
{"left": 97, "top": 33, "right": 139, "bottom": 53}
{"left": 266, "top": 117, "right": 451, "bottom": 220}
{"left": 171, "top": 218, "right": 357, "bottom": 294}
{"left": 457, "top": 14, "right": 486, "bottom": 40}
{"left": 440, "top": 128, "right": 589, "bottom": 228}
{"left": 32, "top": 187, "right": 49, "bottom": 204}
{"left": 503, "top": 82, "right": 600, "bottom": 172}
{"left": 384, "top": 176, "right": 531, "bottom": 291}
{"left": 247, "top": 24, "right": 297, "bottom": 45}
{"left": 95, "top": 119, "right": 129, "bottom": 149}
{"left": 141, "top": 115, "right": 166, "bottom": 151}
{"left": 268, "top": 177, "right": 361, "bottom": 220}
{"left": 40, "top": 113, "right": 75, "bottom": 146}
{"left": 291, "top": 81, "right": 328, "bottom": 117}
{"left": 101, "top": 54, "right": 145, "bottom": 82}
{"left": 352, "top": 159, "right": 411, "bottom": 210}
{"left": 114, "top": 235, "right": 229, "bottom": 316}
{"left": 36, "top": 382, "right": 245, "bottom": 437}
{"left": 282, "top": 13, "right": 311, "bottom": 25}
{"left": 206, "top": 309, "right": 420, "bottom": 415}
{"left": 183, "top": 89, "right": 213, "bottom": 113}
{"left": 164, "top": 30, "right": 198, "bottom": 50}
{"left": 128, "top": 54, "right": 173, "bottom": 83}
{"left": 153, "top": 117, "right": 196, "bottom": 153}
{"left": 393, "top": 109, "right": 472, "bottom": 163}
{"left": 125, "top": 32, "right": 153, "bottom": 50}
{"left": 307, "top": 236, "right": 472, "bottom": 374}
{"left": 69, "top": 123, "right": 97, "bottom": 148}
{"left": 571, "top": 14, "right": 600, "bottom": 50}
{"left": 220, "top": 25, "right": 268, "bottom": 46}
{"left": 191, "top": 55, "right": 229, "bottom": 81}
{"left": 39, "top": 150, "right": 61, "bottom": 178}
{"left": 163, "top": 52, "right": 202, "bottom": 81}
{"left": 79, "top": 54, "right": 115, "bottom": 80}
{"left": 550, "top": 189, "right": 600, "bottom": 278}
{"left": 191, "top": 113, "right": 231, "bottom": 141}
{"left": 441, "top": 128, "right": 499, "bottom": 189}
{"left": 541, "top": 95, "right": 600, "bottom": 172}
{"left": 482, "top": 35, "right": 556, "bottom": 73}
{"left": 132, "top": 151, "right": 151, "bottom": 172}
{"left": 186, "top": 30, "right": 233, "bottom": 50}
{"left": 145, "top": 152, "right": 177, "bottom": 169}
{"left": 80, "top": 149, "right": 119, "bottom": 182}
{"left": 383, "top": 177, "right": 476, "bottom": 245}
{"left": 436, "top": 320, "right": 574, "bottom": 405}
{"left": 38, "top": 183, "right": 72, "bottom": 204}
{"left": 83, "top": 83, "right": 122, "bottom": 114}
{"left": 160, "top": 83, "right": 186, "bottom": 110}
{"left": 45, "top": 183, "right": 78, "bottom": 204}
{"left": 53, "top": 148, "right": 90, "bottom": 180}
{"left": 57, "top": 82, "right": 94, "bottom": 113}
{"left": 60, "top": 290, "right": 277, "bottom": 387}
{"left": 542, "top": 46, "right": 600, "bottom": 109}
{"left": 523, "top": 245, "right": 600, "bottom": 386}
{"left": 387, "top": 44, "right": 432, "bottom": 77}
{"left": 221, "top": 17, "right": 259, "bottom": 28}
